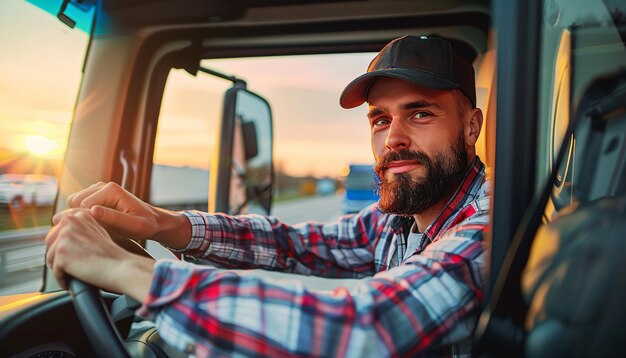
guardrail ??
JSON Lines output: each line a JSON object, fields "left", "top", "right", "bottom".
{"left": 0, "top": 227, "right": 49, "bottom": 283}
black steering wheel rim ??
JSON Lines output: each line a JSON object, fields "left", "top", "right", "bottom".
{"left": 69, "top": 279, "right": 131, "bottom": 358}
{"left": 67, "top": 237, "right": 159, "bottom": 357}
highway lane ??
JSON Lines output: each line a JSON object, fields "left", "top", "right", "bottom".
{"left": 271, "top": 193, "right": 343, "bottom": 224}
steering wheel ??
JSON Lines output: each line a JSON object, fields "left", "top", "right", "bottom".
{"left": 68, "top": 237, "right": 156, "bottom": 358}
{"left": 69, "top": 279, "right": 131, "bottom": 358}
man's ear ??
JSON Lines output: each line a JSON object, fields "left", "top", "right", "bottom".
{"left": 464, "top": 108, "right": 483, "bottom": 146}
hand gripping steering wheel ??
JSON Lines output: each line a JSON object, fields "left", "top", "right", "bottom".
{"left": 68, "top": 237, "right": 156, "bottom": 358}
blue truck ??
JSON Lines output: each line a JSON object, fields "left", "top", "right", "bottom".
{"left": 342, "top": 164, "right": 379, "bottom": 214}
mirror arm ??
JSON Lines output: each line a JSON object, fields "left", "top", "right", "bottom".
{"left": 198, "top": 66, "right": 247, "bottom": 88}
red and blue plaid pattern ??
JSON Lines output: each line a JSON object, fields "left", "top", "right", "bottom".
{"left": 138, "top": 158, "right": 490, "bottom": 357}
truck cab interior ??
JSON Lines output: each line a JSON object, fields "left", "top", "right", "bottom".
{"left": 0, "top": 0, "right": 624, "bottom": 356}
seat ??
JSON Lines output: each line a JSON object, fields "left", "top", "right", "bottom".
{"left": 475, "top": 70, "right": 626, "bottom": 357}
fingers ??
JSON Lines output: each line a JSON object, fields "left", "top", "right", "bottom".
{"left": 45, "top": 220, "right": 72, "bottom": 289}
{"left": 66, "top": 182, "right": 107, "bottom": 208}
{"left": 90, "top": 205, "right": 119, "bottom": 224}
{"left": 44, "top": 224, "right": 61, "bottom": 268}
{"left": 52, "top": 208, "right": 91, "bottom": 226}
{"left": 67, "top": 182, "right": 131, "bottom": 211}
{"left": 79, "top": 182, "right": 127, "bottom": 210}
{"left": 45, "top": 210, "right": 113, "bottom": 290}
{"left": 49, "top": 232, "right": 69, "bottom": 290}
{"left": 46, "top": 213, "right": 79, "bottom": 268}
{"left": 51, "top": 256, "right": 68, "bottom": 290}
{"left": 63, "top": 182, "right": 159, "bottom": 240}
{"left": 91, "top": 205, "right": 151, "bottom": 239}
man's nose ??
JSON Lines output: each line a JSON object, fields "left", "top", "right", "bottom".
{"left": 385, "top": 119, "right": 410, "bottom": 152}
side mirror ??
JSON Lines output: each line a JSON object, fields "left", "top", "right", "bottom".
{"left": 210, "top": 86, "right": 273, "bottom": 215}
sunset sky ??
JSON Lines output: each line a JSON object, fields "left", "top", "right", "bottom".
{"left": 0, "top": 0, "right": 87, "bottom": 170}
{"left": 154, "top": 54, "right": 376, "bottom": 177}
{"left": 0, "top": 0, "right": 376, "bottom": 179}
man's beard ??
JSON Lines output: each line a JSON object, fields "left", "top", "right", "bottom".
{"left": 374, "top": 132, "right": 470, "bottom": 216}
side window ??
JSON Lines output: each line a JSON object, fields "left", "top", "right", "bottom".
{"left": 150, "top": 54, "right": 376, "bottom": 226}
{"left": 0, "top": 0, "right": 90, "bottom": 294}
{"left": 520, "top": 3, "right": 626, "bottom": 352}
{"left": 150, "top": 69, "right": 230, "bottom": 211}
{"left": 538, "top": 0, "right": 626, "bottom": 220}
{"left": 207, "top": 54, "right": 376, "bottom": 225}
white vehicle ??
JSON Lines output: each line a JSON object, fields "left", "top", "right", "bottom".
{"left": 0, "top": 174, "right": 57, "bottom": 210}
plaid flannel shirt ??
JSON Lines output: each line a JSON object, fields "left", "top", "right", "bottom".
{"left": 137, "top": 157, "right": 490, "bottom": 357}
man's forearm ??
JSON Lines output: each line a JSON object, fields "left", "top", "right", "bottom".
{"left": 152, "top": 208, "right": 192, "bottom": 250}
{"left": 110, "top": 254, "right": 155, "bottom": 302}
{"left": 179, "top": 211, "right": 377, "bottom": 278}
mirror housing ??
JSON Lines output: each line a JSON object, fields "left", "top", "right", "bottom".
{"left": 210, "top": 86, "right": 273, "bottom": 215}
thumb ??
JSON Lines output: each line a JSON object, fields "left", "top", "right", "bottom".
{"left": 91, "top": 205, "right": 148, "bottom": 238}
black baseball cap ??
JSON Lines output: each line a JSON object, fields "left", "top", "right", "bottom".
{"left": 340, "top": 35, "right": 476, "bottom": 108}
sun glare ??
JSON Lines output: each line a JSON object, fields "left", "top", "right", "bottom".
{"left": 24, "top": 135, "right": 58, "bottom": 157}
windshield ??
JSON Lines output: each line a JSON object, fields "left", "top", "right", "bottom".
{"left": 0, "top": 0, "right": 92, "bottom": 295}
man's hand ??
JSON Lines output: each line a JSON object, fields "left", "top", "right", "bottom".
{"left": 57, "top": 182, "right": 191, "bottom": 249}
{"left": 61, "top": 182, "right": 160, "bottom": 239}
{"left": 45, "top": 209, "right": 154, "bottom": 301}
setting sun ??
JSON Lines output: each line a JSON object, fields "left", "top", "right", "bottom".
{"left": 24, "top": 135, "right": 58, "bottom": 157}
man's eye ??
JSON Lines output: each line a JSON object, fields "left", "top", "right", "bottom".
{"left": 372, "top": 118, "right": 390, "bottom": 127}
{"left": 413, "top": 112, "right": 431, "bottom": 119}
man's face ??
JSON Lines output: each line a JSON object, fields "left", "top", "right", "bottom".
{"left": 367, "top": 77, "right": 470, "bottom": 216}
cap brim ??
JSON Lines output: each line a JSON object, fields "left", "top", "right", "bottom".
{"left": 339, "top": 68, "right": 460, "bottom": 109}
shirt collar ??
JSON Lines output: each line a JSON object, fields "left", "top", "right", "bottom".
{"left": 422, "top": 156, "right": 486, "bottom": 241}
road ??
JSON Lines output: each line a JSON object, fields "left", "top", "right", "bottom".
{"left": 0, "top": 194, "right": 345, "bottom": 296}
{"left": 271, "top": 194, "right": 343, "bottom": 224}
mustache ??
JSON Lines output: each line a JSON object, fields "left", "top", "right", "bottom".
{"left": 375, "top": 149, "right": 431, "bottom": 172}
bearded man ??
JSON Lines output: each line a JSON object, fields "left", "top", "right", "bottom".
{"left": 46, "top": 35, "right": 490, "bottom": 357}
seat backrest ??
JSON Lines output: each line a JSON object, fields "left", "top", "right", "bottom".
{"left": 522, "top": 70, "right": 626, "bottom": 357}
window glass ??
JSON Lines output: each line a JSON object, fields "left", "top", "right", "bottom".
{"left": 539, "top": 0, "right": 626, "bottom": 220}
{"left": 150, "top": 69, "right": 228, "bottom": 211}
{"left": 150, "top": 54, "right": 375, "bottom": 225}
{"left": 0, "top": 0, "right": 90, "bottom": 295}
{"left": 523, "top": 0, "right": 626, "bottom": 338}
